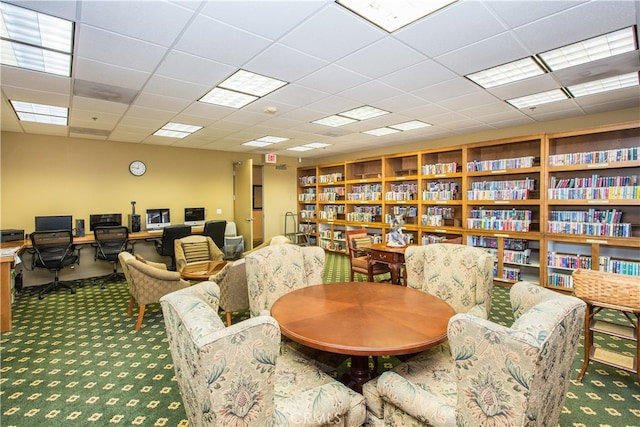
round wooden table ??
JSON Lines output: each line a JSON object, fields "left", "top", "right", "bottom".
{"left": 179, "top": 260, "right": 227, "bottom": 281}
{"left": 270, "top": 281, "right": 455, "bottom": 392}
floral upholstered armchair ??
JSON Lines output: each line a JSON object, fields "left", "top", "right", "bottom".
{"left": 404, "top": 243, "right": 494, "bottom": 318}
{"left": 245, "top": 244, "right": 324, "bottom": 317}
{"left": 364, "top": 281, "right": 586, "bottom": 427}
{"left": 160, "top": 281, "right": 366, "bottom": 427}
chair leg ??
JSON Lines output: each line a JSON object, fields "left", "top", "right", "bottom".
{"left": 225, "top": 311, "right": 232, "bottom": 327}
{"left": 135, "top": 305, "right": 146, "bottom": 331}
{"left": 127, "top": 296, "right": 135, "bottom": 317}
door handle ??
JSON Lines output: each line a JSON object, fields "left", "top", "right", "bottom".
{"left": 245, "top": 218, "right": 254, "bottom": 221}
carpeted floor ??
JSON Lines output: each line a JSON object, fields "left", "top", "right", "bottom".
{"left": 1, "top": 252, "right": 638, "bottom": 426}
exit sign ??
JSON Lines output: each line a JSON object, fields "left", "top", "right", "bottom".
{"left": 265, "top": 153, "right": 277, "bottom": 164}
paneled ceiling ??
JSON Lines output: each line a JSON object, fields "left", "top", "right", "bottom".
{"left": 1, "top": 0, "right": 639, "bottom": 159}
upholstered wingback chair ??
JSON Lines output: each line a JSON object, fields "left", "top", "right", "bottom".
{"left": 245, "top": 244, "right": 324, "bottom": 317}
{"left": 405, "top": 243, "right": 494, "bottom": 318}
{"left": 160, "top": 281, "right": 366, "bottom": 427}
{"left": 208, "top": 257, "right": 250, "bottom": 326}
{"left": 364, "top": 281, "right": 585, "bottom": 427}
{"left": 118, "top": 252, "right": 189, "bottom": 330}
{"left": 174, "top": 235, "right": 224, "bottom": 273}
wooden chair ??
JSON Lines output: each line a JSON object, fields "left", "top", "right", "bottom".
{"left": 346, "top": 228, "right": 390, "bottom": 282}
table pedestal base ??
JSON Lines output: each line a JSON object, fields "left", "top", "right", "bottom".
{"left": 341, "top": 356, "right": 376, "bottom": 393}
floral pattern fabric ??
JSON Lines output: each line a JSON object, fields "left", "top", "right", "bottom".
{"left": 160, "top": 281, "right": 365, "bottom": 427}
{"left": 404, "top": 243, "right": 494, "bottom": 319}
{"left": 369, "top": 281, "right": 586, "bottom": 427}
{"left": 245, "top": 244, "right": 324, "bottom": 317}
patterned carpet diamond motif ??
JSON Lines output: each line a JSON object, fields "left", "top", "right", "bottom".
{"left": 1, "top": 253, "right": 638, "bottom": 426}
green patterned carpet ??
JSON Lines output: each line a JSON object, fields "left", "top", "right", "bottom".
{"left": 1, "top": 253, "right": 638, "bottom": 426}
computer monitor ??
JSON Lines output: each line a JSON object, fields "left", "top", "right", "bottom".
{"left": 145, "top": 208, "right": 171, "bottom": 230}
{"left": 184, "top": 207, "right": 205, "bottom": 226}
{"left": 89, "top": 213, "right": 123, "bottom": 231}
{"left": 35, "top": 215, "right": 73, "bottom": 231}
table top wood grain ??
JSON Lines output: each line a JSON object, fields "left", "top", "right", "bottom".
{"left": 270, "top": 281, "right": 455, "bottom": 357}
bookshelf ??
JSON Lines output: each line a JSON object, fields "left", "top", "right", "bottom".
{"left": 298, "top": 122, "right": 639, "bottom": 287}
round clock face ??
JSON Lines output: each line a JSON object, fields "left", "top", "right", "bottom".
{"left": 129, "top": 160, "right": 146, "bottom": 176}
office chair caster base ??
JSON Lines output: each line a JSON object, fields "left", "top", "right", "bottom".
{"left": 38, "top": 280, "right": 75, "bottom": 299}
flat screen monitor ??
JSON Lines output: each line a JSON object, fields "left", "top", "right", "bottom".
{"left": 35, "top": 215, "right": 73, "bottom": 232}
{"left": 145, "top": 208, "right": 171, "bottom": 230}
{"left": 184, "top": 207, "right": 205, "bottom": 226}
{"left": 89, "top": 213, "right": 123, "bottom": 231}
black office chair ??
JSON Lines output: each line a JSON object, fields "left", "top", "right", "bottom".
{"left": 30, "top": 230, "right": 79, "bottom": 299}
{"left": 153, "top": 224, "right": 191, "bottom": 270}
{"left": 94, "top": 225, "right": 130, "bottom": 287}
{"left": 203, "top": 220, "right": 226, "bottom": 249}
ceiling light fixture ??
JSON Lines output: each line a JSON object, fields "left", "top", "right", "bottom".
{"left": 287, "top": 142, "right": 331, "bottom": 152}
{"left": 466, "top": 57, "right": 546, "bottom": 89}
{"left": 199, "top": 70, "right": 287, "bottom": 109}
{"left": 363, "top": 127, "right": 401, "bottom": 136}
{"left": 242, "top": 135, "right": 289, "bottom": 147}
{"left": 0, "top": 2, "right": 73, "bottom": 76}
{"left": 337, "top": 0, "right": 458, "bottom": 33}
{"left": 339, "top": 105, "right": 389, "bottom": 120}
{"left": 567, "top": 72, "right": 639, "bottom": 97}
{"left": 10, "top": 100, "right": 68, "bottom": 125}
{"left": 538, "top": 27, "right": 637, "bottom": 71}
{"left": 389, "top": 120, "right": 431, "bottom": 131}
{"left": 506, "top": 89, "right": 569, "bottom": 109}
{"left": 312, "top": 115, "right": 358, "bottom": 127}
{"left": 153, "top": 122, "right": 202, "bottom": 138}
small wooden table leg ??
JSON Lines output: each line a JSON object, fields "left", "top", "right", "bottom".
{"left": 577, "top": 303, "right": 594, "bottom": 382}
{"left": 341, "top": 355, "right": 373, "bottom": 393}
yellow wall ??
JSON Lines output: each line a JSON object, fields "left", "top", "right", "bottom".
{"left": 0, "top": 132, "right": 298, "bottom": 238}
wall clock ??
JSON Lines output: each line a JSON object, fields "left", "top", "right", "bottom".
{"left": 129, "top": 160, "right": 147, "bottom": 176}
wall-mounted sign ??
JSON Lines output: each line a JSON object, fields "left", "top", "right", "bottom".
{"left": 265, "top": 153, "right": 277, "bottom": 164}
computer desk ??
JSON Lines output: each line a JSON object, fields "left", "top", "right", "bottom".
{"left": 0, "top": 229, "right": 204, "bottom": 332}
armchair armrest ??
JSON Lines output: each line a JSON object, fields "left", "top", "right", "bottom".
{"left": 275, "top": 382, "right": 356, "bottom": 427}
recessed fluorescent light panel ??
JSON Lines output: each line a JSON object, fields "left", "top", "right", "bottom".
{"left": 340, "top": 105, "right": 389, "bottom": 120}
{"left": 0, "top": 2, "right": 73, "bottom": 76}
{"left": 199, "top": 70, "right": 287, "bottom": 109}
{"left": 506, "top": 89, "right": 569, "bottom": 109}
{"left": 466, "top": 57, "right": 546, "bottom": 89}
{"left": 154, "top": 122, "right": 202, "bottom": 138}
{"left": 337, "top": 0, "right": 458, "bottom": 32}
{"left": 568, "top": 72, "right": 639, "bottom": 97}
{"left": 242, "top": 135, "right": 289, "bottom": 147}
{"left": 389, "top": 120, "right": 431, "bottom": 131}
{"left": 363, "top": 127, "right": 401, "bottom": 136}
{"left": 538, "top": 27, "right": 637, "bottom": 71}
{"left": 312, "top": 115, "right": 357, "bottom": 127}
{"left": 288, "top": 142, "right": 332, "bottom": 151}
{"left": 10, "top": 100, "right": 68, "bottom": 125}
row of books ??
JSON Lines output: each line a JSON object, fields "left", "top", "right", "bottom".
{"left": 548, "top": 209, "right": 622, "bottom": 223}
{"left": 388, "top": 183, "right": 418, "bottom": 193}
{"left": 299, "top": 210, "right": 317, "bottom": 219}
{"left": 318, "top": 173, "right": 343, "bottom": 183}
{"left": 298, "top": 193, "right": 316, "bottom": 202}
{"left": 422, "top": 162, "right": 460, "bottom": 175}
{"left": 470, "top": 178, "right": 535, "bottom": 191}
{"left": 349, "top": 184, "right": 382, "bottom": 193}
{"left": 467, "top": 219, "right": 532, "bottom": 232}
{"left": 317, "top": 193, "right": 343, "bottom": 202}
{"left": 547, "top": 186, "right": 639, "bottom": 200}
{"left": 600, "top": 258, "right": 640, "bottom": 276}
{"left": 547, "top": 252, "right": 593, "bottom": 269}
{"left": 467, "top": 189, "right": 532, "bottom": 201}
{"left": 547, "top": 272, "right": 573, "bottom": 289}
{"left": 548, "top": 146, "right": 639, "bottom": 166}
{"left": 422, "top": 190, "right": 459, "bottom": 201}
{"left": 346, "top": 192, "right": 382, "bottom": 201}
{"left": 386, "top": 206, "right": 418, "bottom": 218}
{"left": 549, "top": 174, "right": 636, "bottom": 189}
{"left": 385, "top": 191, "right": 417, "bottom": 201}
{"left": 468, "top": 236, "right": 529, "bottom": 251}
{"left": 467, "top": 156, "right": 535, "bottom": 172}
{"left": 346, "top": 212, "right": 378, "bottom": 223}
{"left": 547, "top": 221, "right": 632, "bottom": 237}
{"left": 469, "top": 209, "right": 533, "bottom": 220}
{"left": 298, "top": 175, "right": 316, "bottom": 185}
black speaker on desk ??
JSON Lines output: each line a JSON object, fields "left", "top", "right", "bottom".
{"left": 128, "top": 214, "right": 141, "bottom": 233}
{"left": 75, "top": 219, "right": 85, "bottom": 237}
